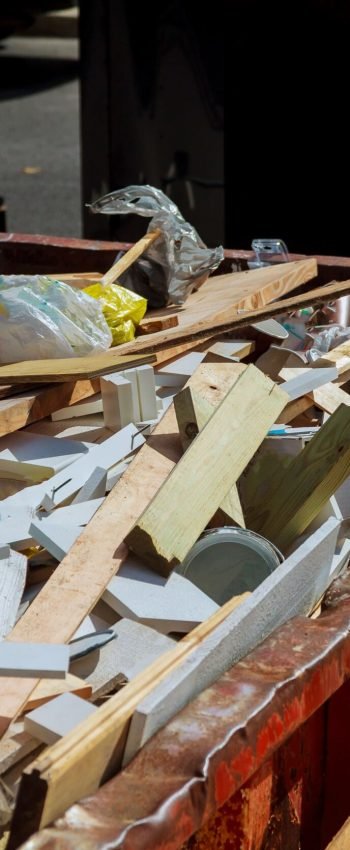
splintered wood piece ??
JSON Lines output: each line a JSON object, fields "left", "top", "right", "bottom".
{"left": 0, "top": 353, "right": 155, "bottom": 386}
{"left": 0, "top": 380, "right": 100, "bottom": 439}
{"left": 174, "top": 386, "right": 245, "bottom": 527}
{"left": 138, "top": 313, "right": 179, "bottom": 334}
{"left": 14, "top": 592, "right": 248, "bottom": 832}
{"left": 101, "top": 229, "right": 161, "bottom": 287}
{"left": 0, "top": 548, "right": 27, "bottom": 640}
{"left": 255, "top": 404, "right": 350, "bottom": 551}
{"left": 126, "top": 365, "right": 288, "bottom": 576}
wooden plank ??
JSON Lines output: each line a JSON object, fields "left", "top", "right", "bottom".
{"left": 0, "top": 549, "right": 27, "bottom": 640}
{"left": 312, "top": 340, "right": 350, "bottom": 375}
{"left": 138, "top": 313, "right": 179, "bottom": 334}
{"left": 100, "top": 229, "right": 161, "bottom": 286}
{"left": 0, "top": 363, "right": 257, "bottom": 740}
{"left": 0, "top": 380, "right": 101, "bottom": 439}
{"left": 123, "top": 518, "right": 339, "bottom": 766}
{"left": 0, "top": 353, "right": 155, "bottom": 386}
{"left": 115, "top": 276, "right": 350, "bottom": 358}
{"left": 125, "top": 365, "right": 288, "bottom": 576}
{"left": 254, "top": 404, "right": 350, "bottom": 551}
{"left": 174, "top": 386, "right": 245, "bottom": 527}
{"left": 14, "top": 592, "right": 249, "bottom": 831}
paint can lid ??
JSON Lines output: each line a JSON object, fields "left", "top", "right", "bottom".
{"left": 177, "top": 527, "right": 284, "bottom": 605}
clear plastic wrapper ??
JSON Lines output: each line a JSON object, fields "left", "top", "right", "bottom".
{"left": 0, "top": 275, "right": 112, "bottom": 363}
{"left": 88, "top": 185, "right": 224, "bottom": 307}
{"left": 83, "top": 282, "right": 147, "bottom": 345}
{"left": 305, "top": 325, "right": 350, "bottom": 362}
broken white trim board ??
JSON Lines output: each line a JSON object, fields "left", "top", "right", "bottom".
{"left": 120, "top": 369, "right": 140, "bottom": 422}
{"left": 0, "top": 547, "right": 27, "bottom": 640}
{"left": 71, "top": 618, "right": 175, "bottom": 699}
{"left": 281, "top": 367, "right": 338, "bottom": 401}
{"left": 29, "top": 520, "right": 82, "bottom": 562}
{"left": 2, "top": 424, "right": 145, "bottom": 511}
{"left": 72, "top": 467, "right": 107, "bottom": 504}
{"left": 106, "top": 460, "right": 130, "bottom": 492}
{"left": 0, "top": 642, "right": 69, "bottom": 679}
{"left": 51, "top": 395, "right": 103, "bottom": 421}
{"left": 155, "top": 353, "right": 206, "bottom": 387}
{"left": 136, "top": 365, "right": 158, "bottom": 421}
{"left": 103, "top": 557, "right": 218, "bottom": 634}
{"left": 101, "top": 374, "right": 134, "bottom": 430}
{"left": 123, "top": 517, "right": 339, "bottom": 765}
{"left": 41, "top": 498, "right": 104, "bottom": 528}
{"left": 24, "top": 692, "right": 97, "bottom": 745}
{"left": 0, "top": 431, "right": 90, "bottom": 473}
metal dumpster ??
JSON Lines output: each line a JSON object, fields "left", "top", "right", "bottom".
{"left": 2, "top": 233, "right": 350, "bottom": 850}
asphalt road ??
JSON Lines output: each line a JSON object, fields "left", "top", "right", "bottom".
{"left": 0, "top": 34, "right": 81, "bottom": 237}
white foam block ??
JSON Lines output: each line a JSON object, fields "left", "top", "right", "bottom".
{"left": 0, "top": 641, "right": 69, "bottom": 678}
{"left": 24, "top": 692, "right": 97, "bottom": 744}
{"left": 281, "top": 367, "right": 338, "bottom": 401}
{"left": 123, "top": 518, "right": 339, "bottom": 765}
{"left": 103, "top": 557, "right": 218, "bottom": 634}
{"left": 157, "top": 352, "right": 205, "bottom": 377}
{"left": 136, "top": 365, "right": 158, "bottom": 421}
{"left": 101, "top": 375, "right": 134, "bottom": 430}
{"left": 2, "top": 424, "right": 145, "bottom": 510}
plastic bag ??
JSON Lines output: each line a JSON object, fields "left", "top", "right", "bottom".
{"left": 88, "top": 185, "right": 224, "bottom": 307}
{"left": 0, "top": 275, "right": 112, "bottom": 363}
{"left": 305, "top": 325, "right": 350, "bottom": 362}
{"left": 83, "top": 282, "right": 147, "bottom": 346}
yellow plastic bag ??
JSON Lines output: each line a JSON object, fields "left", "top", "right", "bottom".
{"left": 83, "top": 282, "right": 147, "bottom": 346}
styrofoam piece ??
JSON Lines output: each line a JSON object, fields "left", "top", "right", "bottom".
{"left": 136, "top": 365, "right": 158, "bottom": 421}
{"left": 72, "top": 467, "right": 107, "bottom": 504}
{"left": 24, "top": 692, "right": 96, "bottom": 744}
{"left": 120, "top": 369, "right": 141, "bottom": 422}
{"left": 29, "top": 519, "right": 82, "bottom": 561}
{"left": 0, "top": 641, "right": 69, "bottom": 679}
{"left": 101, "top": 375, "right": 134, "bottom": 430}
{"left": 71, "top": 618, "right": 174, "bottom": 697}
{"left": 102, "top": 556, "right": 218, "bottom": 634}
{"left": 2, "top": 424, "right": 145, "bottom": 511}
{"left": 123, "top": 518, "right": 339, "bottom": 765}
{"left": 51, "top": 395, "right": 103, "bottom": 421}
{"left": 0, "top": 547, "right": 27, "bottom": 639}
{"left": 282, "top": 367, "right": 338, "bottom": 401}
{"left": 0, "top": 431, "right": 89, "bottom": 473}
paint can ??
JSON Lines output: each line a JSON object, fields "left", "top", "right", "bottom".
{"left": 177, "top": 527, "right": 284, "bottom": 605}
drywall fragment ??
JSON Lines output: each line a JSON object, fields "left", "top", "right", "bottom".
{"left": 24, "top": 692, "right": 97, "bottom": 744}
{"left": 0, "top": 642, "right": 69, "bottom": 678}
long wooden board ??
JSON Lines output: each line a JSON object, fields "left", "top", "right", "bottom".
{"left": 125, "top": 366, "right": 288, "bottom": 575}
{"left": 0, "top": 379, "right": 100, "bottom": 439}
{"left": 119, "top": 276, "right": 350, "bottom": 355}
{"left": 0, "top": 363, "right": 246, "bottom": 739}
{"left": 0, "top": 353, "right": 155, "bottom": 385}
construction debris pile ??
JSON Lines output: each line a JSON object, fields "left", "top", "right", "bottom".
{"left": 1, "top": 255, "right": 350, "bottom": 847}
